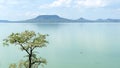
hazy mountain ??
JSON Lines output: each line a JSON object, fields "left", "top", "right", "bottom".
{"left": 0, "top": 15, "right": 120, "bottom": 23}
{"left": 0, "top": 20, "right": 9, "bottom": 22}
{"left": 76, "top": 17, "right": 92, "bottom": 22}
{"left": 22, "top": 15, "right": 74, "bottom": 23}
{"left": 95, "top": 18, "right": 120, "bottom": 22}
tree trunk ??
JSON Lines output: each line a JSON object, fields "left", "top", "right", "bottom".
{"left": 29, "top": 54, "right": 32, "bottom": 68}
{"left": 29, "top": 49, "right": 32, "bottom": 68}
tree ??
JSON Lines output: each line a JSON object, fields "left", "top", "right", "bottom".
{"left": 3, "top": 30, "right": 49, "bottom": 68}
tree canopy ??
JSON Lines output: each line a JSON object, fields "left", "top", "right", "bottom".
{"left": 3, "top": 30, "right": 49, "bottom": 68}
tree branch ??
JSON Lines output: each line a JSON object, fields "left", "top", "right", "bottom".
{"left": 31, "top": 60, "right": 41, "bottom": 65}
{"left": 20, "top": 44, "right": 30, "bottom": 55}
{"left": 32, "top": 46, "right": 35, "bottom": 51}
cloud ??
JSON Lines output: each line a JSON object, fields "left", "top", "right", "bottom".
{"left": 39, "top": 0, "right": 108, "bottom": 9}
{"left": 75, "top": 0, "right": 108, "bottom": 8}
{"left": 0, "top": 0, "right": 25, "bottom": 10}
{"left": 39, "top": 0, "right": 72, "bottom": 8}
{"left": 15, "top": 11, "right": 46, "bottom": 20}
{"left": 0, "top": 0, "right": 31, "bottom": 8}
{"left": 24, "top": 12, "right": 42, "bottom": 17}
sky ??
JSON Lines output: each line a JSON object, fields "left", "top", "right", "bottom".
{"left": 0, "top": 0, "right": 120, "bottom": 20}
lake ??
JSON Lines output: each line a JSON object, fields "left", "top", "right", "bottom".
{"left": 0, "top": 23, "right": 120, "bottom": 68}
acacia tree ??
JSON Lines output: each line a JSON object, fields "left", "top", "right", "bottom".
{"left": 3, "top": 30, "right": 48, "bottom": 68}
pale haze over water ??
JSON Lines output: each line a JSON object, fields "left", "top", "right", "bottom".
{"left": 0, "top": 22, "right": 120, "bottom": 68}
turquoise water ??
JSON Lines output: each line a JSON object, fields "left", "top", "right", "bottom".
{"left": 0, "top": 23, "right": 120, "bottom": 68}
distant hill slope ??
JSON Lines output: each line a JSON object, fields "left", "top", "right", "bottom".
{"left": 22, "top": 15, "right": 74, "bottom": 22}
{"left": 76, "top": 17, "right": 92, "bottom": 22}
{"left": 0, "top": 15, "right": 120, "bottom": 23}
{"left": 0, "top": 20, "right": 9, "bottom": 22}
{"left": 95, "top": 19, "right": 120, "bottom": 22}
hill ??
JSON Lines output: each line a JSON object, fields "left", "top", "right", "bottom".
{"left": 0, "top": 15, "right": 120, "bottom": 23}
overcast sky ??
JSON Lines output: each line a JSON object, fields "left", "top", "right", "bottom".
{"left": 0, "top": 0, "right": 120, "bottom": 20}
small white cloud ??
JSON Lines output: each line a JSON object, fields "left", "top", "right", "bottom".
{"left": 39, "top": 0, "right": 72, "bottom": 8}
{"left": 24, "top": 12, "right": 41, "bottom": 17}
{"left": 0, "top": 0, "right": 28, "bottom": 10}
{"left": 75, "top": 0, "right": 107, "bottom": 8}
{"left": 0, "top": 11, "right": 45, "bottom": 21}
{"left": 16, "top": 11, "right": 46, "bottom": 20}
{"left": 39, "top": 0, "right": 108, "bottom": 9}
{"left": 50, "top": 0, "right": 72, "bottom": 7}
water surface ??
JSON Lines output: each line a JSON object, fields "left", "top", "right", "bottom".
{"left": 0, "top": 23, "right": 120, "bottom": 68}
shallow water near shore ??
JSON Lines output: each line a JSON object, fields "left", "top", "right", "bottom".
{"left": 0, "top": 22, "right": 120, "bottom": 68}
